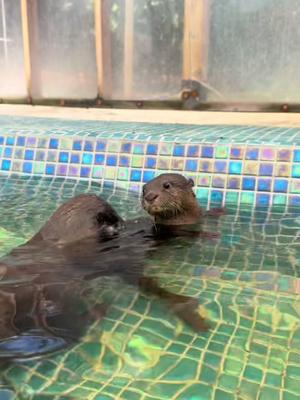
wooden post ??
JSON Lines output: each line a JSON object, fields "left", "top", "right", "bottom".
{"left": 94, "top": 0, "right": 104, "bottom": 97}
{"left": 123, "top": 0, "right": 134, "bottom": 99}
{"left": 183, "top": 0, "right": 209, "bottom": 83}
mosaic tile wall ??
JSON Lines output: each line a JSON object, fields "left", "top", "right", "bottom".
{"left": 0, "top": 117, "right": 299, "bottom": 208}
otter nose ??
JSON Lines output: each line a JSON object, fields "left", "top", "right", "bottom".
{"left": 144, "top": 191, "right": 158, "bottom": 203}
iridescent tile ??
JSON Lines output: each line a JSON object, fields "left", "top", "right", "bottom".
{"left": 273, "top": 194, "right": 287, "bottom": 206}
{"left": 45, "top": 164, "right": 55, "bottom": 175}
{"left": 185, "top": 159, "right": 198, "bottom": 172}
{"left": 211, "top": 190, "right": 223, "bottom": 204}
{"left": 92, "top": 166, "right": 104, "bottom": 178}
{"left": 36, "top": 150, "right": 46, "bottom": 161}
{"left": 60, "top": 138, "right": 73, "bottom": 150}
{"left": 131, "top": 169, "right": 142, "bottom": 181}
{"left": 107, "top": 141, "right": 121, "bottom": 153}
{"left": 80, "top": 167, "right": 91, "bottom": 178}
{"left": 187, "top": 145, "right": 200, "bottom": 157}
{"left": 214, "top": 161, "right": 227, "bottom": 173}
{"left": 246, "top": 148, "right": 259, "bottom": 160}
{"left": 82, "top": 153, "right": 93, "bottom": 165}
{"left": 158, "top": 157, "right": 171, "bottom": 170}
{"left": 94, "top": 154, "right": 104, "bottom": 165}
{"left": 173, "top": 145, "right": 185, "bottom": 157}
{"left": 274, "top": 179, "right": 288, "bottom": 193}
{"left": 241, "top": 192, "right": 255, "bottom": 204}
{"left": 256, "top": 193, "right": 270, "bottom": 206}
{"left": 197, "top": 174, "right": 211, "bottom": 187}
{"left": 145, "top": 157, "right": 156, "bottom": 169}
{"left": 212, "top": 176, "right": 225, "bottom": 188}
{"left": 68, "top": 166, "right": 79, "bottom": 177}
{"left": 143, "top": 171, "right": 156, "bottom": 182}
{"left": 11, "top": 161, "right": 20, "bottom": 172}
{"left": 73, "top": 140, "right": 82, "bottom": 151}
{"left": 84, "top": 140, "right": 94, "bottom": 152}
{"left": 230, "top": 147, "right": 244, "bottom": 159}
{"left": 242, "top": 177, "right": 256, "bottom": 190}
{"left": 119, "top": 155, "right": 130, "bottom": 167}
{"left": 121, "top": 143, "right": 132, "bottom": 153}
{"left": 277, "top": 149, "right": 292, "bottom": 162}
{"left": 259, "top": 163, "right": 273, "bottom": 176}
{"left": 258, "top": 178, "right": 272, "bottom": 191}
{"left": 289, "top": 196, "right": 300, "bottom": 207}
{"left": 57, "top": 165, "right": 67, "bottom": 176}
{"left": 5, "top": 136, "right": 14, "bottom": 146}
{"left": 4, "top": 148, "right": 13, "bottom": 158}
{"left": 16, "top": 136, "right": 25, "bottom": 146}
{"left": 0, "top": 137, "right": 3, "bottom": 145}
{"left": 14, "top": 148, "right": 24, "bottom": 159}
{"left": 23, "top": 162, "right": 33, "bottom": 173}
{"left": 171, "top": 158, "right": 184, "bottom": 170}
{"left": 24, "top": 149, "right": 34, "bottom": 160}
{"left": 293, "top": 149, "right": 300, "bottom": 162}
{"left": 227, "top": 177, "right": 241, "bottom": 190}
{"left": 47, "top": 151, "right": 57, "bottom": 162}
{"left": 106, "top": 155, "right": 118, "bottom": 166}
{"left": 229, "top": 161, "right": 242, "bottom": 174}
{"left": 201, "top": 146, "right": 214, "bottom": 158}
{"left": 215, "top": 146, "right": 229, "bottom": 159}
{"left": 159, "top": 143, "right": 173, "bottom": 156}
{"left": 49, "top": 138, "right": 59, "bottom": 149}
{"left": 261, "top": 148, "right": 275, "bottom": 161}
{"left": 59, "top": 152, "right": 69, "bottom": 163}
{"left": 131, "top": 156, "right": 144, "bottom": 168}
{"left": 275, "top": 163, "right": 291, "bottom": 177}
{"left": 196, "top": 188, "right": 209, "bottom": 202}
{"left": 95, "top": 141, "right": 106, "bottom": 152}
{"left": 129, "top": 183, "right": 140, "bottom": 192}
{"left": 133, "top": 144, "right": 144, "bottom": 154}
{"left": 199, "top": 160, "right": 212, "bottom": 172}
{"left": 117, "top": 168, "right": 129, "bottom": 181}
{"left": 292, "top": 165, "right": 300, "bottom": 178}
{"left": 291, "top": 180, "right": 300, "bottom": 194}
{"left": 226, "top": 192, "right": 239, "bottom": 204}
{"left": 146, "top": 144, "right": 158, "bottom": 155}
{"left": 33, "top": 162, "right": 45, "bottom": 174}
{"left": 37, "top": 138, "right": 49, "bottom": 148}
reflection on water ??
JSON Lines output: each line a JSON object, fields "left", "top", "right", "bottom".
{"left": 0, "top": 175, "right": 300, "bottom": 399}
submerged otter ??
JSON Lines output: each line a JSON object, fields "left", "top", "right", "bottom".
{"left": 0, "top": 177, "right": 217, "bottom": 359}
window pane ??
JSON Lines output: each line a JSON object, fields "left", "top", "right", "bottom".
{"left": 208, "top": 0, "right": 300, "bottom": 103}
{"left": 34, "top": 0, "right": 97, "bottom": 99}
{"left": 0, "top": 0, "right": 26, "bottom": 98}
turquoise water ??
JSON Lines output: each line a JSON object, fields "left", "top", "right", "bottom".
{"left": 0, "top": 175, "right": 300, "bottom": 399}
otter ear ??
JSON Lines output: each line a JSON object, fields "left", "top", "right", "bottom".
{"left": 187, "top": 178, "right": 195, "bottom": 188}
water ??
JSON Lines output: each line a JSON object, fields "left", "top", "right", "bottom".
{"left": 0, "top": 175, "right": 299, "bottom": 399}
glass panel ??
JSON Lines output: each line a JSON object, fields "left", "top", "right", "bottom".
{"left": 0, "top": 0, "right": 26, "bottom": 98}
{"left": 103, "top": 0, "right": 184, "bottom": 100}
{"left": 34, "top": 0, "right": 97, "bottom": 99}
{"left": 207, "top": 0, "right": 300, "bottom": 103}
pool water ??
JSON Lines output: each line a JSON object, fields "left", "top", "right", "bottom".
{"left": 0, "top": 175, "right": 300, "bottom": 400}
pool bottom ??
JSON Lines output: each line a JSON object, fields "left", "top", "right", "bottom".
{"left": 0, "top": 174, "right": 300, "bottom": 400}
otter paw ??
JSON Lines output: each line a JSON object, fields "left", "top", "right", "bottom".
{"left": 205, "top": 207, "right": 226, "bottom": 217}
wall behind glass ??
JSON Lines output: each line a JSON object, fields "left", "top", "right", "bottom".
{"left": 33, "top": 0, "right": 97, "bottom": 99}
{"left": 0, "top": 0, "right": 26, "bottom": 98}
{"left": 207, "top": 0, "right": 300, "bottom": 103}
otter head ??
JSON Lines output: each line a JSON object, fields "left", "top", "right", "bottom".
{"left": 142, "top": 173, "right": 201, "bottom": 225}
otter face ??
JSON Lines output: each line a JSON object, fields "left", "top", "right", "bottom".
{"left": 142, "top": 173, "right": 195, "bottom": 219}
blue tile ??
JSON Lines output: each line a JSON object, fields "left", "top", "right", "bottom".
{"left": 82, "top": 153, "right": 93, "bottom": 165}
{"left": 131, "top": 170, "right": 142, "bottom": 181}
{"left": 119, "top": 156, "right": 130, "bottom": 167}
{"left": 0, "top": 136, "right": 4, "bottom": 145}
{"left": 95, "top": 154, "right": 105, "bottom": 165}
{"left": 104, "top": 181, "right": 114, "bottom": 189}
{"left": 1, "top": 160, "right": 11, "bottom": 170}
{"left": 290, "top": 196, "right": 300, "bottom": 207}
{"left": 23, "top": 162, "right": 33, "bottom": 173}
{"left": 229, "top": 161, "right": 242, "bottom": 174}
{"left": 173, "top": 145, "right": 185, "bottom": 157}
{"left": 49, "top": 138, "right": 59, "bottom": 149}
{"left": 201, "top": 146, "right": 214, "bottom": 158}
{"left": 293, "top": 149, "right": 300, "bottom": 162}
{"left": 4, "top": 147, "right": 13, "bottom": 158}
{"left": 230, "top": 147, "right": 243, "bottom": 159}
{"left": 84, "top": 140, "right": 94, "bottom": 151}
{"left": 215, "top": 161, "right": 227, "bottom": 173}
{"left": 256, "top": 194, "right": 270, "bottom": 206}
{"left": 27, "top": 137, "right": 36, "bottom": 146}
{"left": 45, "top": 164, "right": 55, "bottom": 175}
{"left": 24, "top": 150, "right": 34, "bottom": 160}
{"left": 106, "top": 155, "right": 117, "bottom": 166}
{"left": 259, "top": 164, "right": 273, "bottom": 176}
{"left": 36, "top": 150, "right": 45, "bottom": 161}
{"left": 146, "top": 144, "right": 158, "bottom": 155}
{"left": 121, "top": 143, "right": 132, "bottom": 153}
{"left": 133, "top": 144, "right": 144, "bottom": 154}
{"left": 145, "top": 157, "right": 156, "bottom": 169}
{"left": 292, "top": 165, "right": 300, "bottom": 178}
{"left": 246, "top": 148, "right": 259, "bottom": 160}
{"left": 70, "top": 153, "right": 80, "bottom": 163}
{"left": 185, "top": 159, "right": 198, "bottom": 172}
{"left": 80, "top": 167, "right": 91, "bottom": 177}
{"left": 243, "top": 177, "right": 256, "bottom": 190}
{"left": 96, "top": 141, "right": 106, "bottom": 152}
{"left": 187, "top": 145, "right": 199, "bottom": 157}
{"left": 274, "top": 179, "right": 288, "bottom": 193}
{"left": 143, "top": 171, "right": 156, "bottom": 182}
{"left": 17, "top": 136, "right": 26, "bottom": 146}
{"left": 211, "top": 190, "right": 223, "bottom": 204}
{"left": 6, "top": 137, "right": 15, "bottom": 146}
{"left": 258, "top": 179, "right": 271, "bottom": 191}
{"left": 73, "top": 140, "right": 82, "bottom": 151}
{"left": 59, "top": 152, "right": 69, "bottom": 163}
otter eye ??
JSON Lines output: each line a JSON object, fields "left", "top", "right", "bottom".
{"left": 163, "top": 182, "right": 171, "bottom": 189}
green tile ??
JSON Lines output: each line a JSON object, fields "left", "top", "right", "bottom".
{"left": 218, "top": 374, "right": 239, "bottom": 391}
{"left": 283, "top": 391, "right": 300, "bottom": 400}
{"left": 131, "top": 155, "right": 144, "bottom": 167}
{"left": 215, "top": 389, "right": 235, "bottom": 400}
{"left": 239, "top": 380, "right": 260, "bottom": 399}
{"left": 273, "top": 194, "right": 287, "bottom": 205}
{"left": 92, "top": 166, "right": 104, "bottom": 178}
{"left": 223, "top": 358, "right": 244, "bottom": 376}
{"left": 177, "top": 383, "right": 213, "bottom": 400}
{"left": 215, "top": 146, "right": 229, "bottom": 158}
{"left": 244, "top": 366, "right": 263, "bottom": 383}
{"left": 226, "top": 192, "right": 239, "bottom": 204}
{"left": 33, "top": 162, "right": 45, "bottom": 174}
{"left": 241, "top": 192, "right": 255, "bottom": 204}
{"left": 107, "top": 141, "right": 121, "bottom": 152}
{"left": 117, "top": 167, "right": 129, "bottom": 181}
{"left": 199, "top": 365, "right": 218, "bottom": 384}
{"left": 60, "top": 138, "right": 73, "bottom": 150}
{"left": 104, "top": 167, "right": 116, "bottom": 180}
{"left": 258, "top": 387, "right": 280, "bottom": 400}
